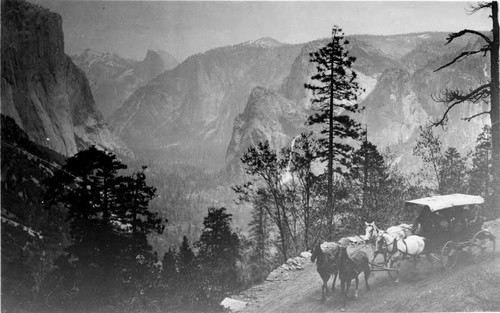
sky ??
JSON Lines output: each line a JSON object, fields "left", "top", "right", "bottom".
{"left": 31, "top": 1, "right": 491, "bottom": 62}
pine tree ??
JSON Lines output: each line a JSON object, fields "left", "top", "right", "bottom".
{"left": 195, "top": 207, "right": 240, "bottom": 298}
{"left": 248, "top": 205, "right": 270, "bottom": 263}
{"left": 469, "top": 126, "right": 493, "bottom": 197}
{"left": 305, "top": 25, "right": 364, "bottom": 232}
{"left": 174, "top": 235, "right": 198, "bottom": 306}
{"left": 43, "top": 146, "right": 162, "bottom": 309}
{"left": 351, "top": 140, "right": 388, "bottom": 222}
{"left": 440, "top": 147, "right": 468, "bottom": 194}
{"left": 161, "top": 247, "right": 178, "bottom": 298}
{"left": 177, "top": 236, "right": 195, "bottom": 276}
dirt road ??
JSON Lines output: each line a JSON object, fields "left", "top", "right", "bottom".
{"left": 236, "top": 221, "right": 500, "bottom": 312}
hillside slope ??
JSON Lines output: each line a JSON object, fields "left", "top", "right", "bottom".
{"left": 236, "top": 220, "right": 500, "bottom": 312}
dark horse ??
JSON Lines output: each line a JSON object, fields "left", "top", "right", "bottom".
{"left": 311, "top": 242, "right": 340, "bottom": 303}
{"left": 338, "top": 246, "right": 371, "bottom": 311}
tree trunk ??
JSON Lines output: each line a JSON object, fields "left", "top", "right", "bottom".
{"left": 490, "top": 1, "right": 500, "bottom": 213}
{"left": 327, "top": 48, "right": 334, "bottom": 229}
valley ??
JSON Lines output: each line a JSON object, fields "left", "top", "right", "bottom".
{"left": 1, "top": 1, "right": 498, "bottom": 312}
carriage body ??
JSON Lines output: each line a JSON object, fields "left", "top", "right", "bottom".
{"left": 405, "top": 194, "right": 495, "bottom": 269}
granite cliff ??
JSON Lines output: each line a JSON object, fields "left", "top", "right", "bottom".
{"left": 1, "top": 0, "right": 131, "bottom": 157}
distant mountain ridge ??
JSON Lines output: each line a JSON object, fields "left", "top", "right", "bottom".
{"left": 71, "top": 49, "right": 179, "bottom": 118}
{"left": 110, "top": 31, "right": 489, "bottom": 172}
{"left": 110, "top": 39, "right": 303, "bottom": 167}
{"left": 1, "top": 0, "right": 131, "bottom": 157}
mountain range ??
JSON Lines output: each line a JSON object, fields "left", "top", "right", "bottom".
{"left": 108, "top": 32, "right": 489, "bottom": 171}
{"left": 1, "top": 0, "right": 490, "bottom": 173}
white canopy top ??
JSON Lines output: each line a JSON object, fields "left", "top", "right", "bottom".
{"left": 405, "top": 194, "right": 484, "bottom": 212}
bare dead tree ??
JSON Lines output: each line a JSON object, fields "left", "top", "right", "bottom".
{"left": 433, "top": 1, "right": 499, "bottom": 206}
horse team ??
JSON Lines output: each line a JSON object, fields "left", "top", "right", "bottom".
{"left": 312, "top": 221, "right": 426, "bottom": 311}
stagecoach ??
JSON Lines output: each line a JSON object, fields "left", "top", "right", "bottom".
{"left": 311, "top": 194, "right": 496, "bottom": 308}
{"left": 405, "top": 193, "right": 496, "bottom": 269}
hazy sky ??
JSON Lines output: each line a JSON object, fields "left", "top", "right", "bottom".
{"left": 31, "top": 1, "right": 491, "bottom": 61}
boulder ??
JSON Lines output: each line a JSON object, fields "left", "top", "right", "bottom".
{"left": 221, "top": 298, "right": 247, "bottom": 312}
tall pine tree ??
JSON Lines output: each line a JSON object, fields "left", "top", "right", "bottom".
{"left": 195, "top": 207, "right": 240, "bottom": 299}
{"left": 305, "top": 26, "right": 363, "bottom": 233}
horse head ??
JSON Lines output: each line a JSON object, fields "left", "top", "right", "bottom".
{"left": 363, "top": 221, "right": 379, "bottom": 241}
{"left": 337, "top": 245, "right": 351, "bottom": 269}
{"left": 311, "top": 243, "right": 322, "bottom": 263}
{"left": 375, "top": 231, "right": 393, "bottom": 254}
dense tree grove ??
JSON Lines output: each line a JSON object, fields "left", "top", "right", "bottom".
{"left": 42, "top": 147, "right": 164, "bottom": 310}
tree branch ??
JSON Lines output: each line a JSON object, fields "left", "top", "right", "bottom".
{"left": 431, "top": 83, "right": 491, "bottom": 126}
{"left": 464, "top": 110, "right": 491, "bottom": 121}
{"left": 445, "top": 29, "right": 492, "bottom": 46}
{"left": 466, "top": 2, "right": 492, "bottom": 15}
{"left": 434, "top": 46, "right": 490, "bottom": 72}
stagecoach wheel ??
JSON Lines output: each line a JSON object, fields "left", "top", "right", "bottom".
{"left": 471, "top": 230, "right": 496, "bottom": 264}
{"left": 441, "top": 241, "right": 459, "bottom": 270}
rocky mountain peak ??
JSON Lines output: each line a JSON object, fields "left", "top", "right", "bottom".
{"left": 134, "top": 49, "right": 165, "bottom": 82}
{"left": 1, "top": 0, "right": 131, "bottom": 157}
{"left": 156, "top": 49, "right": 179, "bottom": 70}
{"left": 245, "top": 37, "right": 284, "bottom": 48}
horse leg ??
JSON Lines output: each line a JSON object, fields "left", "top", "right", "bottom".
{"left": 342, "top": 279, "right": 351, "bottom": 310}
{"left": 340, "top": 280, "right": 346, "bottom": 311}
{"left": 364, "top": 267, "right": 371, "bottom": 291}
{"left": 321, "top": 273, "right": 329, "bottom": 303}
{"left": 332, "top": 272, "right": 338, "bottom": 294}
{"left": 321, "top": 278, "right": 327, "bottom": 303}
{"left": 413, "top": 255, "right": 418, "bottom": 271}
{"left": 386, "top": 255, "right": 392, "bottom": 281}
{"left": 354, "top": 276, "right": 359, "bottom": 299}
{"left": 389, "top": 257, "right": 400, "bottom": 284}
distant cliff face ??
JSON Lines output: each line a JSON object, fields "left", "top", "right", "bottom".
{"left": 1, "top": 0, "right": 131, "bottom": 157}
{"left": 226, "top": 87, "right": 305, "bottom": 170}
{"left": 110, "top": 40, "right": 302, "bottom": 167}
{"left": 72, "top": 49, "right": 178, "bottom": 118}
{"left": 227, "top": 32, "right": 489, "bottom": 172}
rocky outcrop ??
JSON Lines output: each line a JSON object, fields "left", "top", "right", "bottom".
{"left": 226, "top": 87, "right": 305, "bottom": 171}
{"left": 1, "top": 0, "right": 131, "bottom": 157}
{"left": 72, "top": 49, "right": 178, "bottom": 118}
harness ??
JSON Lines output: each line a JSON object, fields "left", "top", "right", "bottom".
{"left": 378, "top": 232, "right": 409, "bottom": 261}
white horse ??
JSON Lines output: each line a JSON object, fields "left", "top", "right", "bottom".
{"left": 363, "top": 222, "right": 412, "bottom": 262}
{"left": 376, "top": 233, "right": 431, "bottom": 283}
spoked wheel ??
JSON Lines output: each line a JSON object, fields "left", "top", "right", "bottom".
{"left": 470, "top": 230, "right": 496, "bottom": 263}
{"left": 441, "top": 241, "right": 459, "bottom": 270}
